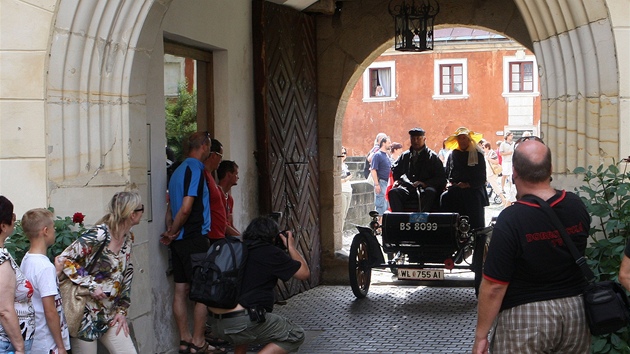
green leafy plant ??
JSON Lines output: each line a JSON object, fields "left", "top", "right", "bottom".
{"left": 574, "top": 159, "right": 630, "bottom": 354}
{"left": 5, "top": 209, "right": 87, "bottom": 264}
{"left": 165, "top": 80, "right": 197, "bottom": 163}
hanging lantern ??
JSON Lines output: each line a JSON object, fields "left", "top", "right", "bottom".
{"left": 389, "top": 0, "right": 440, "bottom": 52}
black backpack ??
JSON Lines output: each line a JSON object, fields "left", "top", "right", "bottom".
{"left": 362, "top": 157, "right": 370, "bottom": 178}
{"left": 362, "top": 150, "right": 374, "bottom": 179}
{"left": 189, "top": 236, "right": 247, "bottom": 308}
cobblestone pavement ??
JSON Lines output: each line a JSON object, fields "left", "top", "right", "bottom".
{"left": 226, "top": 205, "right": 506, "bottom": 353}
{"left": 275, "top": 204, "right": 507, "bottom": 353}
{"left": 273, "top": 276, "right": 478, "bottom": 353}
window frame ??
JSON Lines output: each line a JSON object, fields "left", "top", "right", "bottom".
{"left": 362, "top": 61, "right": 397, "bottom": 102}
{"left": 502, "top": 54, "right": 539, "bottom": 98}
{"left": 433, "top": 58, "right": 468, "bottom": 100}
{"left": 509, "top": 61, "right": 534, "bottom": 93}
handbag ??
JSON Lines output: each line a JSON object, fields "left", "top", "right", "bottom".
{"left": 490, "top": 162, "right": 502, "bottom": 176}
{"left": 59, "top": 237, "right": 107, "bottom": 337}
{"left": 530, "top": 195, "right": 630, "bottom": 335}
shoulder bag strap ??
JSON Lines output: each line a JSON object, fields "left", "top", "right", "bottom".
{"left": 527, "top": 194, "right": 595, "bottom": 283}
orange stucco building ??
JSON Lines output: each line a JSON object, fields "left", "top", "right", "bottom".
{"left": 342, "top": 28, "right": 541, "bottom": 156}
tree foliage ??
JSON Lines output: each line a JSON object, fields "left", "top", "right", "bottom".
{"left": 165, "top": 81, "right": 197, "bottom": 163}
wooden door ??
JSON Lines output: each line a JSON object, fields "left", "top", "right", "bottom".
{"left": 253, "top": 0, "right": 321, "bottom": 297}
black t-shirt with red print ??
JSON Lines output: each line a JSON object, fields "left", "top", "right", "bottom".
{"left": 483, "top": 190, "right": 591, "bottom": 311}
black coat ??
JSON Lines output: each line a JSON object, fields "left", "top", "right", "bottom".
{"left": 391, "top": 146, "right": 446, "bottom": 191}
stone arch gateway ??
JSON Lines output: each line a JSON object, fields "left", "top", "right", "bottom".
{"left": 317, "top": 0, "right": 628, "bottom": 278}
{"left": 0, "top": 0, "right": 628, "bottom": 351}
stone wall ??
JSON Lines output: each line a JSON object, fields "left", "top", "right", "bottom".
{"left": 343, "top": 156, "right": 374, "bottom": 231}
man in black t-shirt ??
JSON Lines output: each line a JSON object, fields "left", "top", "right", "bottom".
{"left": 473, "top": 137, "right": 591, "bottom": 354}
{"left": 207, "top": 217, "right": 310, "bottom": 354}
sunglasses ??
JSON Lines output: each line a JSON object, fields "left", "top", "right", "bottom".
{"left": 515, "top": 136, "right": 544, "bottom": 146}
{"left": 134, "top": 204, "right": 144, "bottom": 212}
{"left": 212, "top": 151, "right": 223, "bottom": 158}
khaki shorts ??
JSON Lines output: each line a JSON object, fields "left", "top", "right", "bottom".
{"left": 209, "top": 312, "right": 305, "bottom": 353}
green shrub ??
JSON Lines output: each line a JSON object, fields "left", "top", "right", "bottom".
{"left": 5, "top": 208, "right": 87, "bottom": 264}
{"left": 574, "top": 160, "right": 630, "bottom": 354}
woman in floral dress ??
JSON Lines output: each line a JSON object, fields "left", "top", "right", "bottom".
{"left": 0, "top": 196, "right": 35, "bottom": 354}
{"left": 60, "top": 191, "right": 143, "bottom": 354}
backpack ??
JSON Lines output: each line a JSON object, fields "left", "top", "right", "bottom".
{"left": 189, "top": 236, "right": 247, "bottom": 308}
{"left": 362, "top": 156, "right": 371, "bottom": 179}
{"left": 362, "top": 147, "right": 378, "bottom": 179}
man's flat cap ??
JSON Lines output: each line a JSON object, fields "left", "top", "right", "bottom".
{"left": 408, "top": 128, "right": 425, "bottom": 136}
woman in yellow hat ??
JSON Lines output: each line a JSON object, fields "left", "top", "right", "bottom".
{"left": 440, "top": 127, "right": 489, "bottom": 231}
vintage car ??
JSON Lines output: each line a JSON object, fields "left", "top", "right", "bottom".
{"left": 349, "top": 210, "right": 493, "bottom": 298}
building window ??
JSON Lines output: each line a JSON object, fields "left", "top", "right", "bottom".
{"left": 363, "top": 61, "right": 396, "bottom": 102}
{"left": 509, "top": 61, "right": 534, "bottom": 92}
{"left": 440, "top": 64, "right": 463, "bottom": 94}
{"left": 502, "top": 52, "right": 539, "bottom": 97}
{"left": 433, "top": 58, "right": 468, "bottom": 99}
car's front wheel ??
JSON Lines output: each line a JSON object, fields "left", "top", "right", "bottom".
{"left": 349, "top": 234, "right": 372, "bottom": 299}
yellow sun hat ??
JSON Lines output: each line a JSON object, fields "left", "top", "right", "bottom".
{"left": 444, "top": 127, "right": 483, "bottom": 150}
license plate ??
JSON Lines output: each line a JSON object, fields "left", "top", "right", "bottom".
{"left": 397, "top": 268, "right": 444, "bottom": 280}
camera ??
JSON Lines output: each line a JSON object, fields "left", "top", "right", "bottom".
{"left": 275, "top": 229, "right": 290, "bottom": 250}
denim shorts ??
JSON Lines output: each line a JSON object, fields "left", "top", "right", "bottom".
{"left": 209, "top": 312, "right": 305, "bottom": 352}
{"left": 0, "top": 338, "right": 32, "bottom": 354}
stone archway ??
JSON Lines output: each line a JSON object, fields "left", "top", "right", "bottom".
{"left": 45, "top": 1, "right": 172, "bottom": 351}
{"left": 39, "top": 1, "right": 276, "bottom": 351}
{"left": 316, "top": 0, "right": 622, "bottom": 281}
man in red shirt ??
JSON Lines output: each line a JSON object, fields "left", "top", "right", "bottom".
{"left": 217, "top": 160, "right": 241, "bottom": 236}
{"left": 203, "top": 139, "right": 227, "bottom": 242}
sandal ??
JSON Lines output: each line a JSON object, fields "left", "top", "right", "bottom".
{"left": 179, "top": 340, "right": 192, "bottom": 354}
{"left": 204, "top": 328, "right": 229, "bottom": 346}
{"left": 189, "top": 341, "right": 226, "bottom": 354}
{"left": 205, "top": 335, "right": 229, "bottom": 346}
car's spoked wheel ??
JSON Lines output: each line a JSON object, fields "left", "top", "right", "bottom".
{"left": 349, "top": 234, "right": 372, "bottom": 299}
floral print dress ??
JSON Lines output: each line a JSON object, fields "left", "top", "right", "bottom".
{"left": 60, "top": 225, "right": 133, "bottom": 341}
{"left": 0, "top": 248, "right": 35, "bottom": 343}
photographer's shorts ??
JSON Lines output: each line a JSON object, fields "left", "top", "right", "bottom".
{"left": 210, "top": 313, "right": 305, "bottom": 352}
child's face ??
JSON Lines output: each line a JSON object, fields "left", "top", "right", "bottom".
{"left": 44, "top": 221, "right": 55, "bottom": 246}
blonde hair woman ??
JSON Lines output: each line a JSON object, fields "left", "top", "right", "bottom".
{"left": 60, "top": 191, "right": 143, "bottom": 353}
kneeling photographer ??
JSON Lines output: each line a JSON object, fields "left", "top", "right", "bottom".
{"left": 207, "top": 216, "right": 310, "bottom": 354}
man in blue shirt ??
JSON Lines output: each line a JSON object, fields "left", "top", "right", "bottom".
{"left": 370, "top": 135, "right": 391, "bottom": 216}
{"left": 161, "top": 131, "right": 220, "bottom": 354}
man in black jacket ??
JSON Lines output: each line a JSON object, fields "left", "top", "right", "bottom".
{"left": 388, "top": 128, "right": 446, "bottom": 211}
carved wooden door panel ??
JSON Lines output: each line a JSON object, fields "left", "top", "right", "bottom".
{"left": 252, "top": 0, "right": 321, "bottom": 297}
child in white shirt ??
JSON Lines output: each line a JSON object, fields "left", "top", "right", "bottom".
{"left": 20, "top": 209, "right": 70, "bottom": 354}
